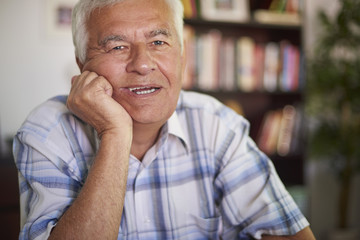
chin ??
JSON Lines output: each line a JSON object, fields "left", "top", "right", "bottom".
{"left": 131, "top": 112, "right": 167, "bottom": 126}
{"left": 132, "top": 108, "right": 174, "bottom": 127}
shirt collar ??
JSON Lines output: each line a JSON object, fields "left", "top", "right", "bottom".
{"left": 167, "top": 110, "right": 190, "bottom": 153}
{"left": 130, "top": 110, "right": 190, "bottom": 167}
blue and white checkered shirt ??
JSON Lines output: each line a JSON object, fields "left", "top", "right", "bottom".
{"left": 13, "top": 91, "right": 309, "bottom": 240}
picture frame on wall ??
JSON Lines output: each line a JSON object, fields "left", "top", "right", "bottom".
{"left": 45, "top": 0, "right": 77, "bottom": 39}
{"left": 201, "top": 0, "right": 250, "bottom": 23}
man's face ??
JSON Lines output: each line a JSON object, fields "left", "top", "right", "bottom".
{"left": 80, "top": 0, "right": 184, "bottom": 128}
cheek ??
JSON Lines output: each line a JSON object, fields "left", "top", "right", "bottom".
{"left": 83, "top": 57, "right": 125, "bottom": 82}
{"left": 157, "top": 54, "right": 184, "bottom": 86}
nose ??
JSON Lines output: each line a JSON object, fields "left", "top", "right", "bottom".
{"left": 126, "top": 43, "right": 156, "bottom": 75}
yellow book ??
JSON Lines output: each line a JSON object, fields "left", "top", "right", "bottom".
{"left": 181, "top": 0, "right": 193, "bottom": 19}
{"left": 236, "top": 37, "right": 255, "bottom": 92}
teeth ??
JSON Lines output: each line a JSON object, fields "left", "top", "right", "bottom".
{"left": 136, "top": 88, "right": 156, "bottom": 95}
{"left": 128, "top": 87, "right": 146, "bottom": 91}
{"left": 129, "top": 87, "right": 157, "bottom": 95}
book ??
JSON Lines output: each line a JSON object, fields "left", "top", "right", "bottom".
{"left": 197, "top": 30, "right": 222, "bottom": 90}
{"left": 236, "top": 37, "right": 256, "bottom": 92}
{"left": 291, "top": 46, "right": 300, "bottom": 91}
{"left": 219, "top": 37, "right": 236, "bottom": 91}
{"left": 189, "top": 0, "right": 198, "bottom": 18}
{"left": 182, "top": 26, "right": 301, "bottom": 93}
{"left": 181, "top": 0, "right": 193, "bottom": 19}
{"left": 254, "top": 44, "right": 266, "bottom": 91}
{"left": 181, "top": 0, "right": 201, "bottom": 19}
{"left": 257, "top": 109, "right": 283, "bottom": 155}
{"left": 279, "top": 41, "right": 300, "bottom": 92}
{"left": 257, "top": 105, "right": 301, "bottom": 156}
{"left": 277, "top": 105, "right": 297, "bottom": 156}
{"left": 279, "top": 40, "right": 289, "bottom": 91}
{"left": 263, "top": 42, "right": 280, "bottom": 92}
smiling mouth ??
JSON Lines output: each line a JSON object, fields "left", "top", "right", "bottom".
{"left": 128, "top": 86, "right": 160, "bottom": 95}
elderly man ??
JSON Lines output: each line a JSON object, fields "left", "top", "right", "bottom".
{"left": 13, "top": 0, "right": 315, "bottom": 239}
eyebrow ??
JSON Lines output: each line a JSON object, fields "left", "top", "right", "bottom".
{"left": 147, "top": 28, "right": 172, "bottom": 38}
{"left": 99, "top": 35, "right": 126, "bottom": 47}
{"left": 99, "top": 28, "right": 172, "bottom": 47}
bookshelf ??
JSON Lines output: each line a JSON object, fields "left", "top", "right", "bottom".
{"left": 182, "top": 0, "right": 305, "bottom": 186}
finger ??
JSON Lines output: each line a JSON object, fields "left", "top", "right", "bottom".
{"left": 100, "top": 77, "right": 114, "bottom": 97}
{"left": 88, "top": 75, "right": 114, "bottom": 97}
{"left": 72, "top": 71, "right": 97, "bottom": 89}
{"left": 71, "top": 76, "right": 78, "bottom": 85}
{"left": 70, "top": 71, "right": 87, "bottom": 87}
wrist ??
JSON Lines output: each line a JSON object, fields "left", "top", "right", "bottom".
{"left": 99, "top": 127, "right": 132, "bottom": 146}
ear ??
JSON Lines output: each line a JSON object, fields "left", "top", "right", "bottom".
{"left": 76, "top": 57, "right": 84, "bottom": 72}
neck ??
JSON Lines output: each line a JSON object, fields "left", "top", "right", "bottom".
{"left": 130, "top": 121, "right": 164, "bottom": 161}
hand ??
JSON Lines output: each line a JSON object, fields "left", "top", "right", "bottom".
{"left": 67, "top": 71, "right": 133, "bottom": 139}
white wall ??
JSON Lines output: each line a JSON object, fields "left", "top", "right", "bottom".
{"left": 0, "top": 0, "right": 78, "bottom": 155}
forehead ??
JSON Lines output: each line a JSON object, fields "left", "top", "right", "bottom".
{"left": 87, "top": 0, "right": 175, "bottom": 39}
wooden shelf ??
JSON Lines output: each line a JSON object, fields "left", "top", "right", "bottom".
{"left": 184, "top": 18, "right": 302, "bottom": 31}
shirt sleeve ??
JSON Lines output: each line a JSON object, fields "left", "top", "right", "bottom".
{"left": 214, "top": 119, "right": 309, "bottom": 239}
{"left": 14, "top": 133, "right": 82, "bottom": 240}
{"left": 13, "top": 97, "right": 95, "bottom": 240}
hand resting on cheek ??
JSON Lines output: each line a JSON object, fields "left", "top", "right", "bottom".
{"left": 67, "top": 71, "right": 133, "bottom": 139}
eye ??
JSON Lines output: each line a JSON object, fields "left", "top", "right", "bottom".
{"left": 112, "top": 45, "right": 126, "bottom": 50}
{"left": 153, "top": 40, "right": 165, "bottom": 46}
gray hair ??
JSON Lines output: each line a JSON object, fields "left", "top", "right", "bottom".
{"left": 72, "top": 0, "right": 184, "bottom": 64}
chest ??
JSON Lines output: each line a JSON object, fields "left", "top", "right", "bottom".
{"left": 119, "top": 148, "right": 222, "bottom": 239}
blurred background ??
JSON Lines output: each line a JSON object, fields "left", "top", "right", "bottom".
{"left": 0, "top": 0, "right": 359, "bottom": 239}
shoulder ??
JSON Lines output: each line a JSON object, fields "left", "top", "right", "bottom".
{"left": 177, "top": 90, "right": 224, "bottom": 112}
{"left": 14, "top": 95, "right": 95, "bottom": 159}
{"left": 177, "top": 90, "right": 249, "bottom": 132}
{"left": 15, "top": 95, "right": 71, "bottom": 151}
{"left": 14, "top": 95, "right": 96, "bottom": 181}
{"left": 175, "top": 91, "right": 253, "bottom": 160}
{"left": 16, "top": 95, "right": 71, "bottom": 141}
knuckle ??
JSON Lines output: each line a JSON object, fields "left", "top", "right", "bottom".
{"left": 87, "top": 71, "right": 99, "bottom": 79}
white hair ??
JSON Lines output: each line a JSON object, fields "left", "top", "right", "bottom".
{"left": 72, "top": 0, "right": 184, "bottom": 64}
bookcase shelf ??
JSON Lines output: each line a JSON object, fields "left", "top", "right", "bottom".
{"left": 185, "top": 18, "right": 302, "bottom": 31}
{"left": 184, "top": 18, "right": 302, "bottom": 44}
{"left": 183, "top": 2, "right": 305, "bottom": 186}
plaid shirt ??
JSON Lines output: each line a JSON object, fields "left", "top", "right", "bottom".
{"left": 13, "top": 91, "right": 309, "bottom": 240}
